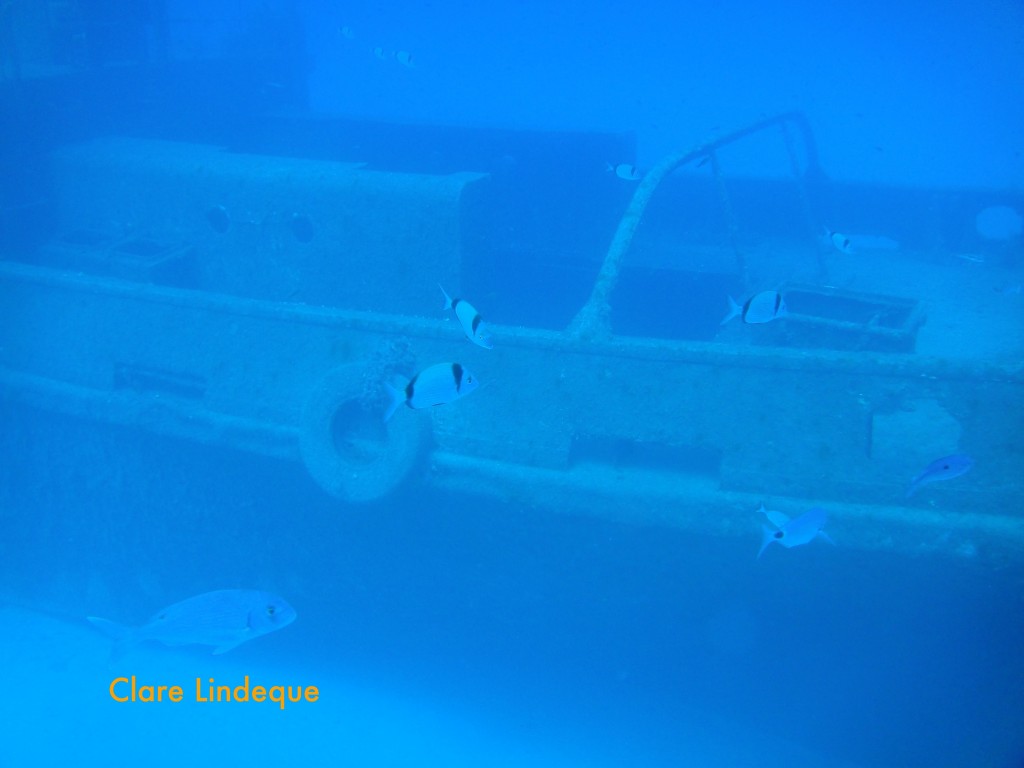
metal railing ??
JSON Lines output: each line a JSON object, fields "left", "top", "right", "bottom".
{"left": 569, "top": 111, "right": 823, "bottom": 340}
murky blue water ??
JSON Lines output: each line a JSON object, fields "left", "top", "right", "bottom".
{"left": 1, "top": 2, "right": 1023, "bottom": 767}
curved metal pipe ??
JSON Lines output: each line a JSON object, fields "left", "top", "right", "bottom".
{"left": 568, "top": 111, "right": 822, "bottom": 340}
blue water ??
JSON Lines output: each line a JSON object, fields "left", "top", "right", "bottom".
{"left": 1, "top": 2, "right": 1023, "bottom": 767}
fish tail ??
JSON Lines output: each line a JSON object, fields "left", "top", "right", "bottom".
{"left": 721, "top": 295, "right": 741, "bottom": 326}
{"left": 383, "top": 382, "right": 406, "bottom": 423}
{"left": 756, "top": 525, "right": 774, "bottom": 560}
{"left": 87, "top": 616, "right": 136, "bottom": 661}
{"left": 905, "top": 473, "right": 924, "bottom": 498}
{"left": 438, "top": 283, "right": 453, "bottom": 310}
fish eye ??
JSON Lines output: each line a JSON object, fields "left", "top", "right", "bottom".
{"left": 773, "top": 531, "right": 784, "bottom": 539}
{"left": 266, "top": 605, "right": 276, "bottom": 615}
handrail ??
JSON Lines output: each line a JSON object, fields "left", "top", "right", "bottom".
{"left": 568, "top": 111, "right": 822, "bottom": 340}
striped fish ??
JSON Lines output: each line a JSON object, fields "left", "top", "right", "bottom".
{"left": 722, "top": 290, "right": 788, "bottom": 325}
{"left": 385, "top": 362, "right": 480, "bottom": 421}
{"left": 440, "top": 285, "right": 493, "bottom": 349}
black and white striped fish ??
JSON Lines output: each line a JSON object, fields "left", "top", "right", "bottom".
{"left": 721, "top": 290, "right": 788, "bottom": 325}
{"left": 440, "top": 285, "right": 493, "bottom": 349}
{"left": 825, "top": 228, "right": 853, "bottom": 255}
{"left": 384, "top": 362, "right": 480, "bottom": 421}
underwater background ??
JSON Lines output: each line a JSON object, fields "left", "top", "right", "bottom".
{"left": 1, "top": 1, "right": 1023, "bottom": 767}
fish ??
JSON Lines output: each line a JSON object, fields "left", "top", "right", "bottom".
{"left": 339, "top": 25, "right": 355, "bottom": 39}
{"left": 905, "top": 454, "right": 974, "bottom": 498}
{"left": 87, "top": 589, "right": 296, "bottom": 658}
{"left": 384, "top": 362, "right": 480, "bottom": 422}
{"left": 955, "top": 253, "right": 986, "bottom": 263}
{"left": 440, "top": 284, "right": 493, "bottom": 349}
{"left": 373, "top": 46, "right": 387, "bottom": 60}
{"left": 606, "top": 163, "right": 640, "bottom": 181}
{"left": 721, "top": 291, "right": 787, "bottom": 325}
{"left": 394, "top": 50, "right": 414, "bottom": 67}
{"left": 757, "top": 504, "right": 834, "bottom": 559}
{"left": 825, "top": 228, "right": 853, "bottom": 255}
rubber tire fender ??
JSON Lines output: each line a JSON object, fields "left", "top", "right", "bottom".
{"left": 300, "top": 364, "right": 428, "bottom": 502}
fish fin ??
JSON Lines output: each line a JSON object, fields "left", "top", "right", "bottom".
{"left": 474, "top": 325, "right": 494, "bottom": 350}
{"left": 817, "top": 530, "right": 837, "bottom": 547}
{"left": 438, "top": 283, "right": 453, "bottom": 310}
{"left": 87, "top": 616, "right": 136, "bottom": 661}
{"left": 756, "top": 525, "right": 775, "bottom": 560}
{"left": 721, "top": 296, "right": 741, "bottom": 325}
{"left": 383, "top": 381, "right": 406, "bottom": 423}
{"left": 763, "top": 509, "right": 790, "bottom": 529}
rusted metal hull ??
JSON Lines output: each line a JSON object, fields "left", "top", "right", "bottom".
{"left": 3, "top": 260, "right": 1021, "bottom": 562}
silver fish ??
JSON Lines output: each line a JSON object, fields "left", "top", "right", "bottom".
{"left": 906, "top": 454, "right": 974, "bottom": 498}
{"left": 440, "top": 284, "right": 493, "bottom": 349}
{"left": 826, "top": 229, "right": 853, "bottom": 255}
{"left": 87, "top": 589, "right": 296, "bottom": 657}
{"left": 384, "top": 362, "right": 480, "bottom": 422}
{"left": 607, "top": 163, "right": 640, "bottom": 181}
{"left": 955, "top": 253, "right": 985, "bottom": 263}
{"left": 721, "top": 291, "right": 788, "bottom": 325}
{"left": 757, "top": 504, "right": 834, "bottom": 559}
